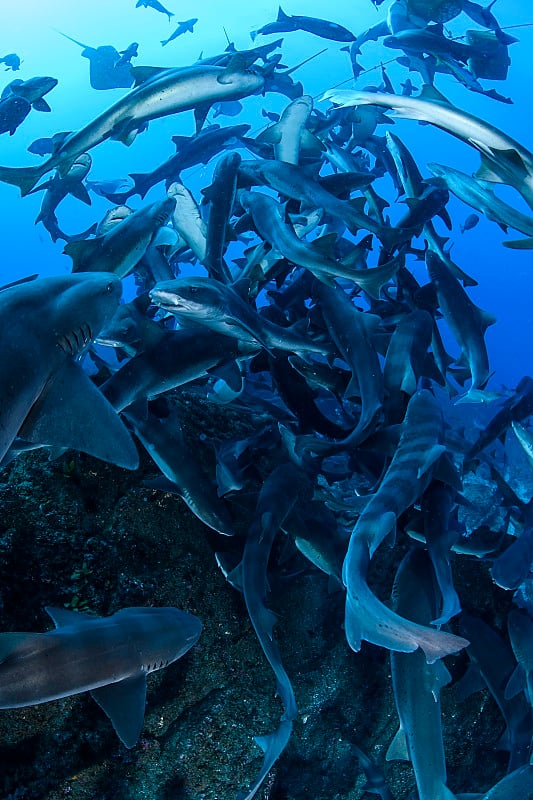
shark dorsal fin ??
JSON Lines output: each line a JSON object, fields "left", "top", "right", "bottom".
{"left": 45, "top": 606, "right": 96, "bottom": 628}
{"left": 130, "top": 65, "right": 169, "bottom": 87}
{"left": 419, "top": 83, "right": 452, "bottom": 107}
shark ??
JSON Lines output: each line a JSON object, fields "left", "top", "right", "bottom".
{"left": 388, "top": 549, "right": 456, "bottom": 800}
{"left": 150, "top": 277, "right": 331, "bottom": 358}
{"left": 161, "top": 18, "right": 198, "bottom": 47}
{"left": 322, "top": 87, "right": 533, "bottom": 210}
{"left": 0, "top": 272, "right": 138, "bottom": 469}
{"left": 252, "top": 6, "right": 356, "bottom": 42}
{"left": 0, "top": 605, "right": 201, "bottom": 747}
{"left": 136, "top": 0, "right": 174, "bottom": 20}
{"left": 0, "top": 63, "right": 264, "bottom": 196}
{"left": 64, "top": 197, "right": 176, "bottom": 278}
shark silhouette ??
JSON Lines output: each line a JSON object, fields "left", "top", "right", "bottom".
{"left": 0, "top": 606, "right": 202, "bottom": 747}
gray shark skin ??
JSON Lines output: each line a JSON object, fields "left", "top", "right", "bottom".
{"left": 428, "top": 161, "right": 533, "bottom": 242}
{"left": 0, "top": 65, "right": 264, "bottom": 196}
{"left": 239, "top": 189, "right": 400, "bottom": 295}
{"left": 64, "top": 197, "right": 176, "bottom": 278}
{"left": 0, "top": 273, "right": 138, "bottom": 469}
{"left": 238, "top": 158, "right": 407, "bottom": 252}
{"left": 387, "top": 550, "right": 456, "bottom": 800}
{"left": 121, "top": 123, "right": 250, "bottom": 200}
{"left": 291, "top": 280, "right": 384, "bottom": 456}
{"left": 101, "top": 324, "right": 258, "bottom": 413}
{"left": 256, "top": 94, "right": 319, "bottom": 165}
{"left": 29, "top": 152, "right": 96, "bottom": 243}
{"left": 161, "top": 18, "right": 198, "bottom": 47}
{"left": 342, "top": 388, "right": 469, "bottom": 661}
{"left": 150, "top": 277, "right": 330, "bottom": 358}
{"left": 202, "top": 151, "right": 241, "bottom": 283}
{"left": 385, "top": 129, "right": 477, "bottom": 287}
{"left": 0, "top": 605, "right": 201, "bottom": 748}
{"left": 124, "top": 407, "right": 236, "bottom": 536}
{"left": 426, "top": 250, "right": 495, "bottom": 394}
{"left": 253, "top": 6, "right": 356, "bottom": 42}
{"left": 229, "top": 463, "right": 311, "bottom": 800}
{"left": 136, "top": 0, "right": 174, "bottom": 20}
{"left": 322, "top": 87, "right": 533, "bottom": 210}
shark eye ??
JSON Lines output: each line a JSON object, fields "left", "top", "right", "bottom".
{"left": 105, "top": 280, "right": 115, "bottom": 294}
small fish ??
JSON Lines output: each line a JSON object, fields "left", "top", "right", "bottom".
{"left": 0, "top": 53, "right": 21, "bottom": 71}
{"left": 115, "top": 42, "right": 139, "bottom": 67}
{"left": 460, "top": 213, "right": 480, "bottom": 233}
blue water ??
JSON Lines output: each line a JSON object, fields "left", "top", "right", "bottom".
{"left": 1, "top": 0, "right": 532, "bottom": 389}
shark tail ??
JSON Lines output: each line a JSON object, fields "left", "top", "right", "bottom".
{"left": 343, "top": 535, "right": 469, "bottom": 663}
{"left": 0, "top": 164, "right": 46, "bottom": 196}
{"left": 129, "top": 172, "right": 152, "bottom": 199}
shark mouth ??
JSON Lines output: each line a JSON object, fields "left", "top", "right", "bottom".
{"left": 57, "top": 322, "right": 93, "bottom": 355}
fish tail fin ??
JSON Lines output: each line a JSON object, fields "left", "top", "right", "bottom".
{"left": 129, "top": 172, "right": 151, "bottom": 199}
{"left": 0, "top": 164, "right": 45, "bottom": 196}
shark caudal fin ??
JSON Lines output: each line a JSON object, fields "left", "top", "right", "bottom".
{"left": 0, "top": 164, "right": 47, "bottom": 196}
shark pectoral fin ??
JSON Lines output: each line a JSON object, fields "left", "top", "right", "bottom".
{"left": 256, "top": 125, "right": 282, "bottom": 145}
{"left": 194, "top": 102, "right": 211, "bottom": 133}
{"left": 498, "top": 147, "right": 530, "bottom": 178}
{"left": 111, "top": 118, "right": 139, "bottom": 146}
{"left": 208, "top": 360, "right": 244, "bottom": 393}
{"left": 504, "top": 663, "right": 525, "bottom": 700}
{"left": 433, "top": 452, "right": 463, "bottom": 491}
{"left": 385, "top": 726, "right": 409, "bottom": 761}
{"left": 503, "top": 235, "right": 533, "bottom": 249}
{"left": 32, "top": 98, "right": 51, "bottom": 112}
{"left": 431, "top": 658, "right": 452, "bottom": 700}
{"left": 477, "top": 308, "right": 497, "bottom": 331}
{"left": 69, "top": 182, "right": 92, "bottom": 205}
{"left": 416, "top": 444, "right": 446, "bottom": 479}
{"left": 91, "top": 673, "right": 147, "bottom": 748}
{"left": 19, "top": 360, "right": 139, "bottom": 470}
{"left": 299, "top": 129, "right": 324, "bottom": 153}
{"left": 0, "top": 164, "right": 44, "bottom": 197}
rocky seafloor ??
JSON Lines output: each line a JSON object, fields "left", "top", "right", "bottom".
{"left": 0, "top": 394, "right": 506, "bottom": 800}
